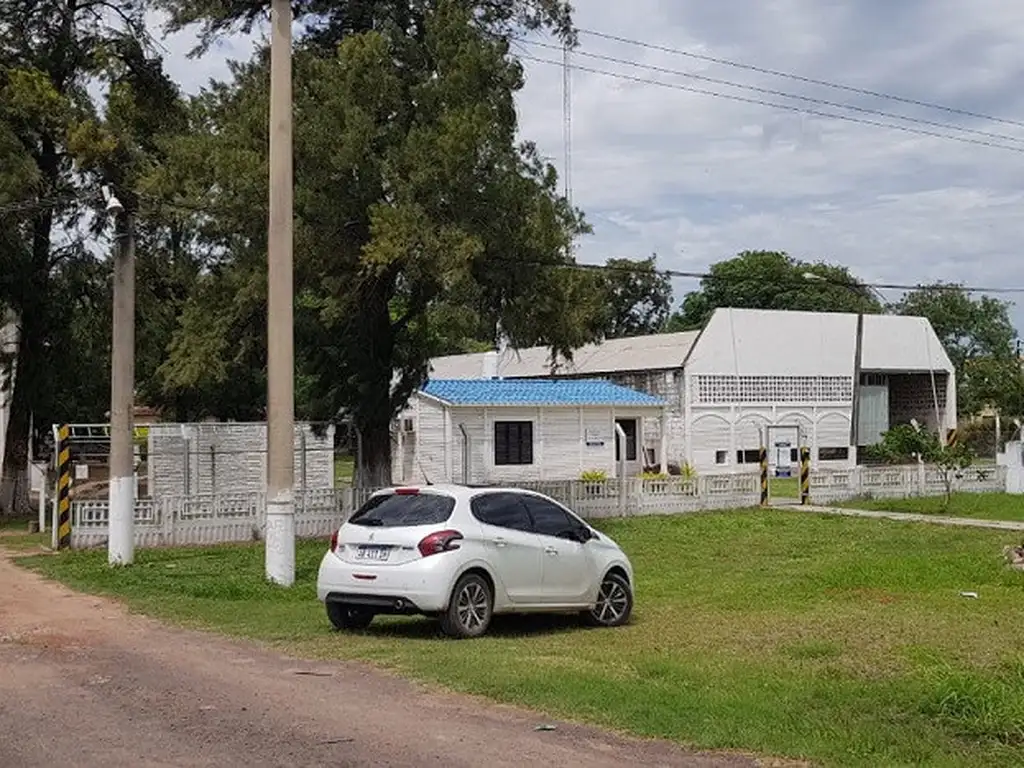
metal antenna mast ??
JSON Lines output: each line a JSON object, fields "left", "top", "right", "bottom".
{"left": 562, "top": 40, "right": 573, "bottom": 207}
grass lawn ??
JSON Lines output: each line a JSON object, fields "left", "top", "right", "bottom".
{"left": 769, "top": 476, "right": 802, "bottom": 501}
{"left": 12, "top": 510, "right": 1024, "bottom": 767}
{"left": 0, "top": 515, "right": 49, "bottom": 552}
{"left": 334, "top": 455, "right": 354, "bottom": 486}
{"left": 838, "top": 493, "right": 1024, "bottom": 522}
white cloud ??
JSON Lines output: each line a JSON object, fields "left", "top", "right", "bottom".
{"left": 148, "top": 0, "right": 1024, "bottom": 333}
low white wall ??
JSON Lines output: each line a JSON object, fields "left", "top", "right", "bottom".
{"left": 997, "top": 441, "right": 1024, "bottom": 494}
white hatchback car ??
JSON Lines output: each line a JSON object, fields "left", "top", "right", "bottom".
{"left": 316, "top": 484, "right": 634, "bottom": 638}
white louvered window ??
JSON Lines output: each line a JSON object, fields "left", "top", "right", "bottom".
{"left": 693, "top": 375, "right": 853, "bottom": 404}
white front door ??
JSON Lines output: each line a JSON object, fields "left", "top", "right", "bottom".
{"left": 615, "top": 417, "right": 642, "bottom": 475}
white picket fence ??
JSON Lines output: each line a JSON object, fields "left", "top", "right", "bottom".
{"left": 67, "top": 464, "right": 1010, "bottom": 549}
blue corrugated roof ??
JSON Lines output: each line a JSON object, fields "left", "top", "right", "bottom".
{"left": 420, "top": 378, "right": 665, "bottom": 407}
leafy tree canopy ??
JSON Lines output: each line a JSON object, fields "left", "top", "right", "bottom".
{"left": 600, "top": 255, "right": 673, "bottom": 338}
{"left": 666, "top": 250, "right": 883, "bottom": 331}
{"left": 152, "top": 0, "right": 602, "bottom": 483}
{"left": 0, "top": 0, "right": 193, "bottom": 513}
{"left": 890, "top": 284, "right": 1021, "bottom": 417}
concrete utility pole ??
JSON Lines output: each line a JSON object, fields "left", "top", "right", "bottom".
{"left": 104, "top": 186, "right": 135, "bottom": 566}
{"left": 265, "top": 0, "right": 296, "bottom": 586}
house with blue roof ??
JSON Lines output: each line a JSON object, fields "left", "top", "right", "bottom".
{"left": 391, "top": 378, "right": 667, "bottom": 484}
{"left": 427, "top": 308, "right": 958, "bottom": 476}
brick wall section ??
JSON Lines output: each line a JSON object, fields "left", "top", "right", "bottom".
{"left": 888, "top": 373, "right": 948, "bottom": 431}
{"left": 147, "top": 423, "right": 334, "bottom": 499}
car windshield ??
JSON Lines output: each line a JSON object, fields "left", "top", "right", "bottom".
{"left": 348, "top": 492, "right": 456, "bottom": 528}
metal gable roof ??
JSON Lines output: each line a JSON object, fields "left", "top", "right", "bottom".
{"left": 420, "top": 378, "right": 665, "bottom": 407}
{"left": 428, "top": 331, "right": 699, "bottom": 379}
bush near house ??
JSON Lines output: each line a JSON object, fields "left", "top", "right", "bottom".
{"left": 12, "top": 510, "right": 1024, "bottom": 767}
{"left": 866, "top": 424, "right": 977, "bottom": 504}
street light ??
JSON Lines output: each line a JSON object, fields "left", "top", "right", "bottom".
{"left": 800, "top": 271, "right": 887, "bottom": 307}
{"left": 103, "top": 183, "right": 136, "bottom": 566}
{"left": 102, "top": 185, "right": 123, "bottom": 215}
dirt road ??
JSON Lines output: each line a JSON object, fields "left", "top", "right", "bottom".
{"left": 0, "top": 550, "right": 759, "bottom": 768}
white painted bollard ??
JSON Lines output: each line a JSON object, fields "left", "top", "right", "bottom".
{"left": 38, "top": 481, "right": 46, "bottom": 533}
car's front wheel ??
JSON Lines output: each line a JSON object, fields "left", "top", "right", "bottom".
{"left": 585, "top": 572, "right": 633, "bottom": 627}
{"left": 326, "top": 602, "right": 375, "bottom": 631}
{"left": 440, "top": 573, "right": 493, "bottom": 639}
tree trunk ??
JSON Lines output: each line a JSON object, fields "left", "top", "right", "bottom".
{"left": 358, "top": 421, "right": 393, "bottom": 489}
{"left": 1, "top": 206, "right": 53, "bottom": 517}
{"left": 352, "top": 274, "right": 397, "bottom": 489}
{"left": 0, "top": 328, "right": 32, "bottom": 518}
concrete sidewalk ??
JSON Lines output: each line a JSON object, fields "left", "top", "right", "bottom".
{"left": 776, "top": 502, "right": 1024, "bottom": 531}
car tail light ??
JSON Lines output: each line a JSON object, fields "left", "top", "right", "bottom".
{"left": 395, "top": 487, "right": 419, "bottom": 495}
{"left": 330, "top": 529, "right": 340, "bottom": 553}
{"left": 417, "top": 529, "right": 463, "bottom": 558}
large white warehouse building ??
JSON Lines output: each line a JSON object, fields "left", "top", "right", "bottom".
{"left": 426, "top": 307, "right": 956, "bottom": 474}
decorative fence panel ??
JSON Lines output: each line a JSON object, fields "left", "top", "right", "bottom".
{"left": 68, "top": 464, "right": 1011, "bottom": 549}
{"left": 70, "top": 487, "right": 377, "bottom": 550}
{"left": 812, "top": 464, "right": 1007, "bottom": 504}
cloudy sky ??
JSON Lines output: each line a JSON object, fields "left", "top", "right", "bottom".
{"left": 150, "top": 0, "right": 1024, "bottom": 335}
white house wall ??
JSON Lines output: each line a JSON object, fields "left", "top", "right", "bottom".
{"left": 400, "top": 400, "right": 662, "bottom": 483}
{"left": 594, "top": 369, "right": 685, "bottom": 468}
{"left": 406, "top": 396, "right": 447, "bottom": 484}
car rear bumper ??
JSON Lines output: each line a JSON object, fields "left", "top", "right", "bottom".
{"left": 316, "top": 551, "right": 452, "bottom": 613}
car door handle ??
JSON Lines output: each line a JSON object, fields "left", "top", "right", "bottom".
{"left": 493, "top": 537, "right": 507, "bottom": 548}
{"left": 544, "top": 545, "right": 558, "bottom": 555}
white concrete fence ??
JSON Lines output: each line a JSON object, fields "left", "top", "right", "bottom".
{"left": 70, "top": 488, "right": 378, "bottom": 549}
{"left": 66, "top": 463, "right": 1011, "bottom": 549}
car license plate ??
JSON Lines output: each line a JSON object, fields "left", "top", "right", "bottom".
{"left": 356, "top": 545, "right": 390, "bottom": 562}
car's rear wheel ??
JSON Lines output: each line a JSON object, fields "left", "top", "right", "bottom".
{"left": 585, "top": 572, "right": 633, "bottom": 627}
{"left": 440, "top": 573, "right": 493, "bottom": 639}
{"left": 326, "top": 602, "right": 375, "bottom": 631}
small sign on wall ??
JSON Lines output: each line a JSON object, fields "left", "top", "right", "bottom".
{"left": 585, "top": 428, "right": 607, "bottom": 446}
{"left": 74, "top": 463, "right": 89, "bottom": 481}
{"left": 773, "top": 440, "right": 792, "bottom": 477}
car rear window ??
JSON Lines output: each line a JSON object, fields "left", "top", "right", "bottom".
{"left": 348, "top": 492, "right": 456, "bottom": 527}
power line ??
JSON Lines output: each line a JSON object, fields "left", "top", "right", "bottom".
{"left": 505, "top": 255, "right": 1024, "bottom": 296}
{"left": 577, "top": 28, "right": 1024, "bottom": 131}
{"left": 138, "top": 196, "right": 1024, "bottom": 297}
{"left": 518, "top": 37, "right": 1024, "bottom": 146}
{"left": 518, "top": 53, "right": 1024, "bottom": 155}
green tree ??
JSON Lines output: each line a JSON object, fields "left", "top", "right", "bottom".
{"left": 153, "top": 0, "right": 604, "bottom": 484}
{"left": 0, "top": 1, "right": 133, "bottom": 514}
{"left": 601, "top": 256, "right": 673, "bottom": 338}
{"left": 0, "top": 3, "right": 189, "bottom": 514}
{"left": 890, "top": 284, "right": 1020, "bottom": 417}
{"left": 869, "top": 423, "right": 975, "bottom": 506}
{"left": 668, "top": 250, "right": 883, "bottom": 330}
